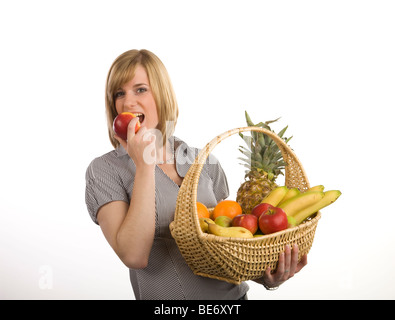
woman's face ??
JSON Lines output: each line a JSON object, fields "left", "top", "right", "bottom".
{"left": 114, "top": 65, "right": 158, "bottom": 130}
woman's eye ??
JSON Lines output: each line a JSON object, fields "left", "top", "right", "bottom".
{"left": 136, "top": 87, "right": 147, "bottom": 94}
{"left": 114, "top": 91, "right": 124, "bottom": 99}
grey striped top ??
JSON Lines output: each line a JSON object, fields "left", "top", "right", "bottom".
{"left": 85, "top": 136, "right": 249, "bottom": 300}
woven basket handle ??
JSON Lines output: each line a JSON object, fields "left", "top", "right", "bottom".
{"left": 173, "top": 126, "right": 310, "bottom": 227}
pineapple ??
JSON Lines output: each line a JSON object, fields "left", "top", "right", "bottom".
{"left": 236, "top": 111, "right": 292, "bottom": 214}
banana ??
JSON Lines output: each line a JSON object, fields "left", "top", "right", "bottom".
{"left": 261, "top": 186, "right": 288, "bottom": 206}
{"left": 208, "top": 223, "right": 253, "bottom": 238}
{"left": 292, "top": 190, "right": 342, "bottom": 225}
{"left": 278, "top": 191, "right": 324, "bottom": 216}
{"left": 199, "top": 218, "right": 215, "bottom": 233}
{"left": 278, "top": 188, "right": 300, "bottom": 206}
{"left": 306, "top": 185, "right": 325, "bottom": 192}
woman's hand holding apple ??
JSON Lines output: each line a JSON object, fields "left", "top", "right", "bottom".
{"left": 114, "top": 117, "right": 156, "bottom": 169}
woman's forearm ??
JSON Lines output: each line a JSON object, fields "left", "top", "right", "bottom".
{"left": 116, "top": 166, "right": 156, "bottom": 269}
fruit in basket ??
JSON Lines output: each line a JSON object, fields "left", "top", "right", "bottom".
{"left": 208, "top": 223, "right": 253, "bottom": 239}
{"left": 113, "top": 112, "right": 141, "bottom": 140}
{"left": 253, "top": 232, "right": 265, "bottom": 237}
{"left": 251, "top": 203, "right": 274, "bottom": 219}
{"left": 278, "top": 188, "right": 300, "bottom": 206}
{"left": 260, "top": 186, "right": 289, "bottom": 206}
{"left": 196, "top": 202, "right": 210, "bottom": 219}
{"left": 199, "top": 217, "right": 215, "bottom": 233}
{"left": 215, "top": 216, "right": 233, "bottom": 227}
{"left": 278, "top": 191, "right": 324, "bottom": 216}
{"left": 306, "top": 185, "right": 325, "bottom": 192}
{"left": 291, "top": 190, "right": 341, "bottom": 225}
{"left": 212, "top": 200, "right": 242, "bottom": 220}
{"left": 232, "top": 214, "right": 258, "bottom": 234}
{"left": 236, "top": 112, "right": 292, "bottom": 214}
{"left": 258, "top": 206, "right": 288, "bottom": 234}
{"left": 287, "top": 215, "right": 297, "bottom": 228}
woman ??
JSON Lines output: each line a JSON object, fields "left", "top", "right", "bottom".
{"left": 85, "top": 49, "right": 307, "bottom": 299}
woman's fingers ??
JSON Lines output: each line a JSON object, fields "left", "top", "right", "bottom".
{"left": 288, "top": 244, "right": 299, "bottom": 277}
{"left": 262, "top": 244, "right": 308, "bottom": 289}
{"left": 276, "top": 250, "right": 285, "bottom": 275}
{"left": 127, "top": 117, "right": 140, "bottom": 141}
{"left": 113, "top": 117, "right": 139, "bottom": 148}
{"left": 283, "top": 245, "right": 292, "bottom": 278}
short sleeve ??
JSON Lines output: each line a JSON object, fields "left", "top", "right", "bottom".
{"left": 205, "top": 153, "right": 229, "bottom": 202}
{"left": 85, "top": 157, "right": 129, "bottom": 224}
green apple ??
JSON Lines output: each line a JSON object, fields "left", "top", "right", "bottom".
{"left": 215, "top": 216, "right": 233, "bottom": 227}
{"left": 287, "top": 215, "right": 297, "bottom": 228}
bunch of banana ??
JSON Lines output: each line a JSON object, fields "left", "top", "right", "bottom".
{"left": 261, "top": 185, "right": 341, "bottom": 225}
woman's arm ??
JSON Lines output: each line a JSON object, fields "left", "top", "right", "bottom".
{"left": 97, "top": 166, "right": 155, "bottom": 269}
{"left": 97, "top": 118, "right": 157, "bottom": 269}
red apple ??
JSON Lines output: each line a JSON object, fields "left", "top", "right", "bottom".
{"left": 113, "top": 112, "right": 141, "bottom": 140}
{"left": 251, "top": 203, "right": 274, "bottom": 219}
{"left": 232, "top": 214, "right": 258, "bottom": 234}
{"left": 258, "top": 207, "right": 288, "bottom": 235}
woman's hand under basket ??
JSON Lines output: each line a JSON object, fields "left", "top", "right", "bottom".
{"left": 255, "top": 244, "right": 308, "bottom": 289}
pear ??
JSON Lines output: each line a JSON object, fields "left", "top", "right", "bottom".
{"left": 208, "top": 223, "right": 253, "bottom": 239}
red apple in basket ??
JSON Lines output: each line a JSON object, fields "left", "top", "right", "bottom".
{"left": 258, "top": 206, "right": 288, "bottom": 235}
{"left": 113, "top": 112, "right": 141, "bottom": 140}
{"left": 232, "top": 214, "right": 258, "bottom": 234}
{"left": 251, "top": 203, "right": 274, "bottom": 219}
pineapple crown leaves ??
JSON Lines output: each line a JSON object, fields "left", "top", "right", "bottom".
{"left": 238, "top": 111, "right": 292, "bottom": 180}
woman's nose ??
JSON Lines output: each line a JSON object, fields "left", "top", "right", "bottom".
{"left": 124, "top": 92, "right": 138, "bottom": 107}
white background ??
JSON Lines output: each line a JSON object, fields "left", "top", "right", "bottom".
{"left": 1, "top": 0, "right": 394, "bottom": 300}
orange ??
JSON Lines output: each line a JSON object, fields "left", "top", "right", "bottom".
{"left": 212, "top": 200, "right": 242, "bottom": 220}
{"left": 196, "top": 202, "right": 210, "bottom": 219}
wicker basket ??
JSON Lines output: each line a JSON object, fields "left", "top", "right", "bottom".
{"left": 169, "top": 127, "right": 321, "bottom": 285}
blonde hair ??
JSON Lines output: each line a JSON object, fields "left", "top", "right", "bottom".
{"left": 105, "top": 49, "right": 179, "bottom": 148}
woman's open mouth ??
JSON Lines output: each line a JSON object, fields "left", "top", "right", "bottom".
{"left": 134, "top": 113, "right": 145, "bottom": 124}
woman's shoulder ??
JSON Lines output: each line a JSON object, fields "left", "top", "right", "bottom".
{"left": 86, "top": 147, "right": 129, "bottom": 180}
